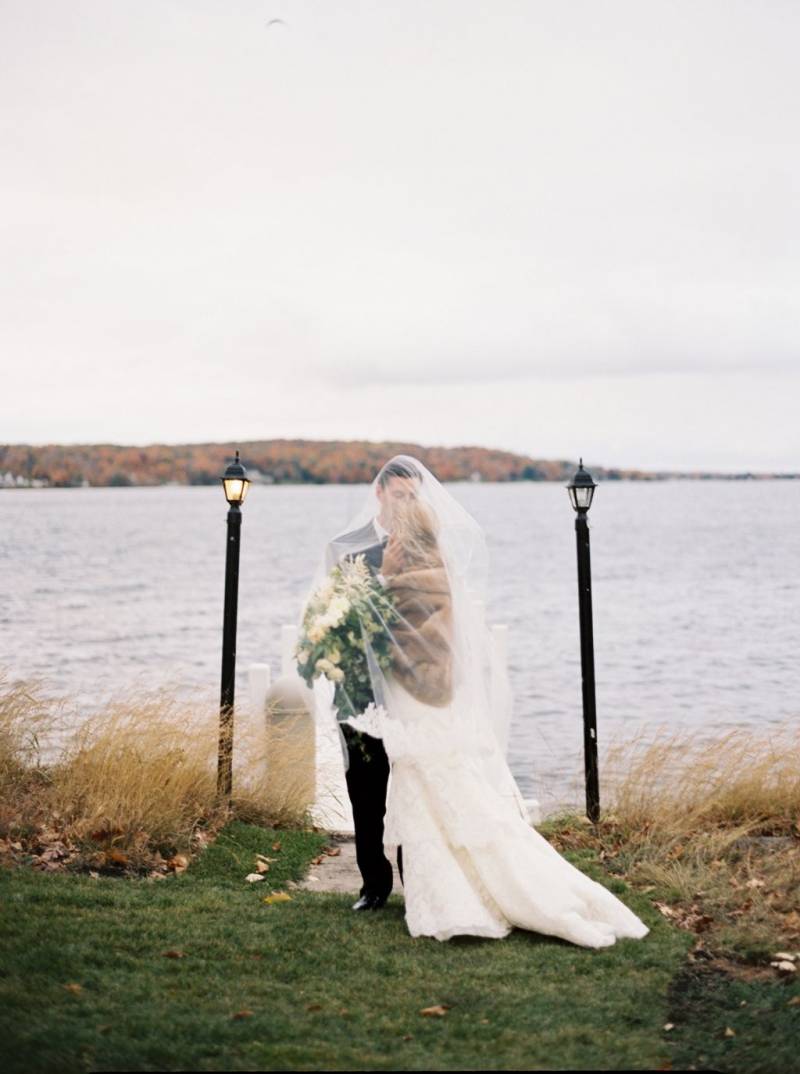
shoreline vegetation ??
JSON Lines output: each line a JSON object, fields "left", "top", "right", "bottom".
{"left": 1, "top": 438, "right": 797, "bottom": 488}
{"left": 2, "top": 670, "right": 799, "bottom": 1069}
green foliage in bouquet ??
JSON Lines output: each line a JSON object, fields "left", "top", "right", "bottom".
{"left": 294, "top": 554, "right": 399, "bottom": 741}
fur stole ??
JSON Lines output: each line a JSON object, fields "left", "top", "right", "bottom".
{"left": 382, "top": 563, "right": 454, "bottom": 707}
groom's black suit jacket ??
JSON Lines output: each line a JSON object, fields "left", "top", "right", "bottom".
{"left": 325, "top": 519, "right": 387, "bottom": 577}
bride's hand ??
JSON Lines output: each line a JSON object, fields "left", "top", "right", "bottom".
{"left": 381, "top": 535, "right": 405, "bottom": 577}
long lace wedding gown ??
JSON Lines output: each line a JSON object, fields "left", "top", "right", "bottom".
{"left": 347, "top": 671, "right": 650, "bottom": 948}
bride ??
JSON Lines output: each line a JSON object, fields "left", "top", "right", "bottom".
{"left": 313, "top": 454, "right": 650, "bottom": 948}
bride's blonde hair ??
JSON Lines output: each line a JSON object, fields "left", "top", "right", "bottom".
{"left": 384, "top": 498, "right": 443, "bottom": 572}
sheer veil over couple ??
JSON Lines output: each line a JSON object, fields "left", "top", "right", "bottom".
{"left": 299, "top": 454, "right": 649, "bottom": 948}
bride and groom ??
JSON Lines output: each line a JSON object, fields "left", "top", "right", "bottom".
{"left": 309, "top": 454, "right": 649, "bottom": 947}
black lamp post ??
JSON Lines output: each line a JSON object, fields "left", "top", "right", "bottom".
{"left": 218, "top": 449, "right": 250, "bottom": 801}
{"left": 566, "top": 458, "right": 600, "bottom": 823}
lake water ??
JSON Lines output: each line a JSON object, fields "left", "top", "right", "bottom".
{"left": 1, "top": 480, "right": 797, "bottom": 813}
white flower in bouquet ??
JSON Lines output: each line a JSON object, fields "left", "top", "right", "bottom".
{"left": 307, "top": 619, "right": 328, "bottom": 644}
{"left": 317, "top": 578, "right": 335, "bottom": 603}
{"left": 325, "top": 595, "right": 350, "bottom": 625}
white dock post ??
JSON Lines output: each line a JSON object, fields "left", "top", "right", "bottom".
{"left": 490, "top": 623, "right": 508, "bottom": 670}
{"left": 489, "top": 622, "right": 511, "bottom": 755}
{"left": 234, "top": 664, "right": 273, "bottom": 787}
{"left": 281, "top": 624, "right": 299, "bottom": 680}
{"left": 488, "top": 621, "right": 541, "bottom": 828}
{"left": 248, "top": 663, "right": 272, "bottom": 717}
{"left": 248, "top": 631, "right": 353, "bottom": 833}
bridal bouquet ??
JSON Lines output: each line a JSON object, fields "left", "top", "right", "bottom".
{"left": 295, "top": 553, "right": 399, "bottom": 735}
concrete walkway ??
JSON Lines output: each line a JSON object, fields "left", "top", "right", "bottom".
{"left": 292, "top": 832, "right": 361, "bottom": 895}
{"left": 291, "top": 831, "right": 403, "bottom": 898}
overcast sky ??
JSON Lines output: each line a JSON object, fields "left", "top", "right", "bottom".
{"left": 1, "top": 0, "right": 796, "bottom": 471}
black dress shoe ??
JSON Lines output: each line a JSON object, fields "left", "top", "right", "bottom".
{"left": 351, "top": 892, "right": 389, "bottom": 911}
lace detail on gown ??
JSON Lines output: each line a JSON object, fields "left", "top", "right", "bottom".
{"left": 345, "top": 674, "right": 650, "bottom": 948}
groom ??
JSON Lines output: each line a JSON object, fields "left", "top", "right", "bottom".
{"left": 325, "top": 458, "right": 422, "bottom": 911}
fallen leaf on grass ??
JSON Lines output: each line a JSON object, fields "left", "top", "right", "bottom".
{"left": 104, "top": 849, "right": 128, "bottom": 867}
{"left": 685, "top": 910, "right": 715, "bottom": 934}
{"left": 90, "top": 827, "right": 124, "bottom": 842}
{"left": 724, "top": 1026, "right": 736, "bottom": 1038}
{"left": 745, "top": 877, "right": 765, "bottom": 889}
{"left": 244, "top": 873, "right": 265, "bottom": 883}
{"left": 770, "top": 961, "right": 797, "bottom": 974}
{"left": 654, "top": 901, "right": 676, "bottom": 919}
{"left": 787, "top": 996, "right": 800, "bottom": 1007}
{"left": 420, "top": 1004, "right": 451, "bottom": 1017}
{"left": 263, "top": 892, "right": 292, "bottom": 905}
{"left": 271, "top": 840, "right": 282, "bottom": 852}
{"left": 232, "top": 1010, "right": 253, "bottom": 1020}
{"left": 162, "top": 950, "right": 185, "bottom": 959}
{"left": 773, "top": 951, "right": 797, "bottom": 962}
{"left": 255, "top": 860, "right": 270, "bottom": 874}
{"left": 306, "top": 1003, "right": 323, "bottom": 1012}
{"left": 63, "top": 983, "right": 83, "bottom": 994}
{"left": 166, "top": 854, "right": 189, "bottom": 874}
{"left": 40, "top": 845, "right": 68, "bottom": 862}
{"left": 663, "top": 1023, "right": 675, "bottom": 1031}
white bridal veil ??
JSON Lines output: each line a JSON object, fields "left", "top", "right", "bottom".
{"left": 297, "top": 454, "right": 528, "bottom": 820}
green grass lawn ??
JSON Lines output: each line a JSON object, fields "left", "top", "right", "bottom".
{"left": 1, "top": 822, "right": 797, "bottom": 1072}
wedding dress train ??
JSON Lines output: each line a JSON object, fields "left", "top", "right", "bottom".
{"left": 346, "top": 672, "right": 650, "bottom": 948}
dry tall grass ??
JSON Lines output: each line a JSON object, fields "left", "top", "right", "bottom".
{"left": 0, "top": 669, "right": 318, "bottom": 871}
{"left": 544, "top": 719, "right": 800, "bottom": 958}
{"left": 0, "top": 673, "right": 66, "bottom": 835}
{"left": 603, "top": 721, "right": 800, "bottom": 836}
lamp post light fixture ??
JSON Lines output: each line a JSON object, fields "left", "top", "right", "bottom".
{"left": 566, "top": 458, "right": 600, "bottom": 823}
{"left": 218, "top": 449, "right": 250, "bottom": 801}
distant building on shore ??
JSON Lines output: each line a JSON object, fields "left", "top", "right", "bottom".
{"left": 1, "top": 471, "right": 50, "bottom": 489}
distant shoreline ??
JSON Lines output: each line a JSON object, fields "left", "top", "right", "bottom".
{"left": 1, "top": 437, "right": 797, "bottom": 488}
{"left": 2, "top": 473, "right": 797, "bottom": 490}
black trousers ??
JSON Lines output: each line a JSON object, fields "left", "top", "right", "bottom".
{"left": 341, "top": 723, "right": 403, "bottom": 899}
